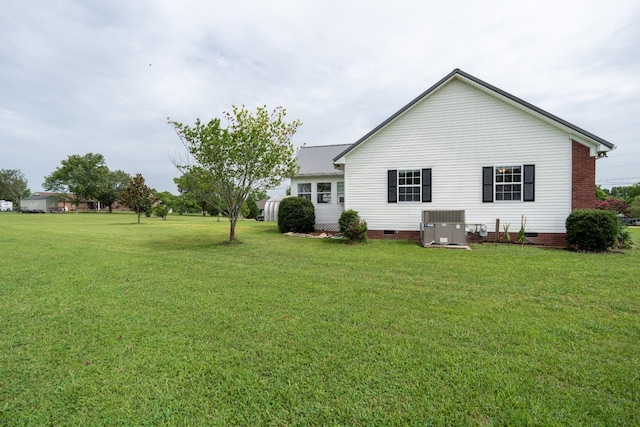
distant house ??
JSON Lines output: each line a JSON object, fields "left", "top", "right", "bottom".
{"left": 299, "top": 69, "right": 615, "bottom": 245}
{"left": 20, "top": 194, "right": 60, "bottom": 213}
{"left": 291, "top": 144, "right": 352, "bottom": 230}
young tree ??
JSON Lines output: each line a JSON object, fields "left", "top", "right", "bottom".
{"left": 595, "top": 198, "right": 627, "bottom": 214}
{"left": 43, "top": 153, "right": 108, "bottom": 211}
{"left": 170, "top": 105, "right": 302, "bottom": 241}
{"left": 96, "top": 169, "right": 131, "bottom": 213}
{"left": 119, "top": 173, "right": 157, "bottom": 223}
{"left": 0, "top": 169, "right": 30, "bottom": 207}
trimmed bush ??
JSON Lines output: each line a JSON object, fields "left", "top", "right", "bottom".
{"left": 153, "top": 204, "right": 169, "bottom": 220}
{"left": 278, "top": 197, "right": 315, "bottom": 233}
{"left": 565, "top": 209, "right": 618, "bottom": 251}
{"left": 339, "top": 209, "right": 368, "bottom": 243}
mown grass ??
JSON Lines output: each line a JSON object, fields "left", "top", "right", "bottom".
{"left": 1, "top": 212, "right": 638, "bottom": 426}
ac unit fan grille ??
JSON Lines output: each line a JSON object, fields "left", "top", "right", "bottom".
{"left": 422, "top": 210, "right": 465, "bottom": 223}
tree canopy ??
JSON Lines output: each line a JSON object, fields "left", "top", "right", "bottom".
{"left": 174, "top": 170, "right": 220, "bottom": 217}
{"left": 0, "top": 169, "right": 30, "bottom": 206}
{"left": 169, "top": 105, "right": 302, "bottom": 241}
{"left": 610, "top": 184, "right": 640, "bottom": 205}
{"left": 96, "top": 169, "right": 131, "bottom": 213}
{"left": 43, "top": 153, "right": 108, "bottom": 211}
{"left": 119, "top": 173, "right": 157, "bottom": 223}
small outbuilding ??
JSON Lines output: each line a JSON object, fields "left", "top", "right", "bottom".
{"left": 264, "top": 195, "right": 287, "bottom": 222}
{"left": 20, "top": 194, "right": 60, "bottom": 213}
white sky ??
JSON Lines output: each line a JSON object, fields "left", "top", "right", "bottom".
{"left": 1, "top": 0, "right": 639, "bottom": 193}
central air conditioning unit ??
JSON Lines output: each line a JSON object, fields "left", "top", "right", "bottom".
{"left": 420, "top": 210, "right": 467, "bottom": 246}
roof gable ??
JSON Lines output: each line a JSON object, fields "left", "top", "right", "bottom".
{"left": 334, "top": 68, "right": 615, "bottom": 162}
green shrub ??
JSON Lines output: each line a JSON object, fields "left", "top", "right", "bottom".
{"left": 615, "top": 221, "right": 637, "bottom": 249}
{"left": 243, "top": 198, "right": 259, "bottom": 219}
{"left": 153, "top": 204, "right": 169, "bottom": 220}
{"left": 278, "top": 197, "right": 315, "bottom": 233}
{"left": 565, "top": 209, "right": 618, "bottom": 251}
{"left": 339, "top": 209, "right": 368, "bottom": 243}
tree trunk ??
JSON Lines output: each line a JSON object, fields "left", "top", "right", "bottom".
{"left": 137, "top": 212, "right": 141, "bottom": 223}
{"left": 229, "top": 218, "right": 236, "bottom": 241}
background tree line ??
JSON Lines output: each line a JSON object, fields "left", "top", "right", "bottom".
{"left": 596, "top": 184, "right": 640, "bottom": 218}
{"left": 33, "top": 151, "right": 269, "bottom": 220}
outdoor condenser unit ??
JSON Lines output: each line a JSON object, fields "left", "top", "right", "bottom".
{"left": 420, "top": 210, "right": 467, "bottom": 246}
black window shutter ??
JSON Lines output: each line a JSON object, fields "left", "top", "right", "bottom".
{"left": 421, "top": 168, "right": 432, "bottom": 202}
{"left": 523, "top": 164, "right": 535, "bottom": 202}
{"left": 388, "top": 170, "right": 397, "bottom": 203}
{"left": 482, "top": 167, "right": 494, "bottom": 202}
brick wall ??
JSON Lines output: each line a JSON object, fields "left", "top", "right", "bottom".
{"left": 368, "top": 230, "right": 566, "bottom": 247}
{"left": 572, "top": 140, "right": 596, "bottom": 210}
{"left": 367, "top": 230, "right": 422, "bottom": 242}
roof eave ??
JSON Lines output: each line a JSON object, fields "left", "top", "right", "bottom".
{"left": 293, "top": 171, "right": 344, "bottom": 178}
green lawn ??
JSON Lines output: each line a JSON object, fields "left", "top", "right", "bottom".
{"left": 1, "top": 213, "right": 638, "bottom": 426}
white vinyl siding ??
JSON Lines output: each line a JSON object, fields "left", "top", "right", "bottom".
{"left": 291, "top": 174, "right": 344, "bottom": 224}
{"left": 343, "top": 79, "right": 573, "bottom": 233}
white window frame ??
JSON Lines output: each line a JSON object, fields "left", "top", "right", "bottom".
{"left": 337, "top": 182, "right": 344, "bottom": 204}
{"left": 398, "top": 169, "right": 421, "bottom": 203}
{"left": 297, "top": 183, "right": 311, "bottom": 200}
{"left": 494, "top": 165, "right": 522, "bottom": 201}
{"left": 317, "top": 182, "right": 331, "bottom": 204}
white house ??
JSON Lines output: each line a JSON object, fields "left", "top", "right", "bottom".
{"left": 298, "top": 69, "right": 614, "bottom": 245}
{"left": 291, "top": 144, "right": 351, "bottom": 231}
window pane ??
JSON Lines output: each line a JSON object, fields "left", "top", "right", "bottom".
{"left": 298, "top": 183, "right": 311, "bottom": 200}
{"left": 317, "top": 182, "right": 331, "bottom": 204}
{"left": 397, "top": 169, "right": 421, "bottom": 203}
{"left": 298, "top": 183, "right": 311, "bottom": 193}
{"left": 494, "top": 166, "right": 523, "bottom": 201}
{"left": 317, "top": 183, "right": 331, "bottom": 192}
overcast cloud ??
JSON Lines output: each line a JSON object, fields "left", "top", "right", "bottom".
{"left": 1, "top": 0, "right": 639, "bottom": 194}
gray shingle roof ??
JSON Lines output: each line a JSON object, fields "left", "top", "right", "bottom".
{"left": 295, "top": 144, "right": 352, "bottom": 176}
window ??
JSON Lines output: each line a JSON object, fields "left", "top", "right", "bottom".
{"left": 298, "top": 183, "right": 311, "bottom": 200}
{"left": 388, "top": 169, "right": 431, "bottom": 203}
{"left": 398, "top": 170, "right": 421, "bottom": 202}
{"left": 337, "top": 182, "right": 344, "bottom": 203}
{"left": 483, "top": 165, "right": 535, "bottom": 202}
{"left": 495, "top": 166, "right": 522, "bottom": 201}
{"left": 317, "top": 182, "right": 331, "bottom": 204}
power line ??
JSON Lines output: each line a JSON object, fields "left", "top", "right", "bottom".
{"left": 597, "top": 176, "right": 640, "bottom": 183}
